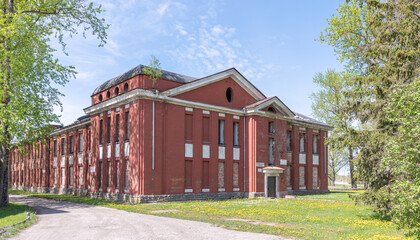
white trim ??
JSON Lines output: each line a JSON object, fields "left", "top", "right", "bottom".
{"left": 202, "top": 188, "right": 210, "bottom": 193}
{"left": 184, "top": 189, "right": 193, "bottom": 193}
{"left": 125, "top": 104, "right": 129, "bottom": 109}
{"left": 202, "top": 110, "right": 210, "bottom": 115}
{"left": 218, "top": 188, "right": 225, "bottom": 192}
{"left": 233, "top": 115, "right": 240, "bottom": 120}
{"left": 245, "top": 96, "right": 294, "bottom": 117}
{"left": 162, "top": 68, "right": 265, "bottom": 101}
{"left": 185, "top": 107, "right": 193, "bottom": 112}
{"left": 83, "top": 88, "right": 332, "bottom": 130}
{"left": 218, "top": 113, "right": 225, "bottom": 117}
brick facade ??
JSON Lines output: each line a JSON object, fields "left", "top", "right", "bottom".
{"left": 9, "top": 65, "right": 332, "bottom": 201}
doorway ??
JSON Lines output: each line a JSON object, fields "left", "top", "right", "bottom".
{"left": 267, "top": 176, "right": 276, "bottom": 197}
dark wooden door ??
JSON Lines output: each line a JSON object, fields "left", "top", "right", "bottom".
{"left": 267, "top": 176, "right": 276, "bottom": 197}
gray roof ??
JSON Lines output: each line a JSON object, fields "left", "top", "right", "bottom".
{"left": 92, "top": 64, "right": 197, "bottom": 95}
{"left": 293, "top": 113, "right": 333, "bottom": 129}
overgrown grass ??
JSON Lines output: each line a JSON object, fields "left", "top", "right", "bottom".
{"left": 0, "top": 202, "right": 36, "bottom": 239}
{"left": 9, "top": 190, "right": 411, "bottom": 240}
{"left": 296, "top": 190, "right": 364, "bottom": 202}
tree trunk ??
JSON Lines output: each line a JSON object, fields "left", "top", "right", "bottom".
{"left": 349, "top": 146, "right": 357, "bottom": 189}
{"left": 331, "top": 171, "right": 336, "bottom": 186}
{"left": 0, "top": 143, "right": 10, "bottom": 206}
{"left": 0, "top": 0, "right": 14, "bottom": 207}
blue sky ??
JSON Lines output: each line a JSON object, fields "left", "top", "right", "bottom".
{"left": 55, "top": 0, "right": 343, "bottom": 125}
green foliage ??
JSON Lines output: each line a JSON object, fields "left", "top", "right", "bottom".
{"left": 142, "top": 55, "right": 162, "bottom": 88}
{"left": 0, "top": 0, "right": 108, "bottom": 206}
{"left": 310, "top": 70, "right": 356, "bottom": 186}
{"left": 320, "top": 0, "right": 420, "bottom": 236}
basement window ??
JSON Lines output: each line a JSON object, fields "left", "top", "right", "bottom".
{"left": 226, "top": 88, "right": 232, "bottom": 102}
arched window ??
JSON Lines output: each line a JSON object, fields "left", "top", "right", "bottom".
{"left": 267, "top": 107, "right": 275, "bottom": 113}
{"left": 226, "top": 88, "right": 232, "bottom": 102}
{"left": 124, "top": 83, "right": 129, "bottom": 92}
{"left": 115, "top": 87, "right": 119, "bottom": 96}
{"left": 106, "top": 91, "right": 110, "bottom": 99}
{"left": 98, "top": 95, "right": 103, "bottom": 102}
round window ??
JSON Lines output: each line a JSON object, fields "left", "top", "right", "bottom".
{"left": 226, "top": 88, "right": 232, "bottom": 102}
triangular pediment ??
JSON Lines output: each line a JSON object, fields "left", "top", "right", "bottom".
{"left": 245, "top": 96, "right": 295, "bottom": 117}
{"left": 162, "top": 68, "right": 266, "bottom": 101}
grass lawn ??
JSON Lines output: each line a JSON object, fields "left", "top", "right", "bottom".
{"left": 9, "top": 190, "right": 411, "bottom": 240}
{"left": 296, "top": 190, "right": 363, "bottom": 202}
{"left": 0, "top": 202, "right": 36, "bottom": 238}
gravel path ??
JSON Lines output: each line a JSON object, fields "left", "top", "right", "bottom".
{"left": 10, "top": 195, "right": 287, "bottom": 240}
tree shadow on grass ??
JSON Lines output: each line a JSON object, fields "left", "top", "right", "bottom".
{"left": 0, "top": 203, "right": 28, "bottom": 227}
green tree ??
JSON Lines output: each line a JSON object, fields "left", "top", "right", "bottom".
{"left": 143, "top": 55, "right": 162, "bottom": 89}
{"left": 0, "top": 0, "right": 108, "bottom": 207}
{"left": 320, "top": 0, "right": 420, "bottom": 236}
{"left": 310, "top": 70, "right": 357, "bottom": 188}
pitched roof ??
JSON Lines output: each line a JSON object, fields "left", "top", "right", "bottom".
{"left": 92, "top": 64, "right": 197, "bottom": 95}
{"left": 162, "top": 68, "right": 266, "bottom": 101}
{"left": 244, "top": 96, "right": 295, "bottom": 117}
{"left": 293, "top": 113, "right": 333, "bottom": 128}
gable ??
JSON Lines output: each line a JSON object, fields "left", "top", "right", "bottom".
{"left": 170, "top": 77, "right": 258, "bottom": 109}
{"left": 245, "top": 97, "right": 295, "bottom": 117}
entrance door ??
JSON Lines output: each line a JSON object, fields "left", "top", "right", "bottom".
{"left": 267, "top": 176, "right": 276, "bottom": 197}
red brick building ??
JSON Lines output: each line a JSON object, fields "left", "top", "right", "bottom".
{"left": 9, "top": 65, "right": 332, "bottom": 202}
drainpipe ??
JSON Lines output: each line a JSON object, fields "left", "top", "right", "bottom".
{"left": 152, "top": 89, "right": 159, "bottom": 170}
{"left": 243, "top": 108, "right": 246, "bottom": 194}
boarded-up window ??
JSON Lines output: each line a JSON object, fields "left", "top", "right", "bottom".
{"left": 313, "top": 135, "right": 318, "bottom": 154}
{"left": 299, "top": 166, "right": 305, "bottom": 187}
{"left": 116, "top": 114, "right": 120, "bottom": 142}
{"left": 79, "top": 133, "right": 83, "bottom": 152}
{"left": 233, "top": 122, "right": 239, "bottom": 146}
{"left": 54, "top": 140, "right": 57, "bottom": 157}
{"left": 61, "top": 168, "right": 65, "bottom": 187}
{"left": 125, "top": 112, "right": 130, "bottom": 140}
{"left": 79, "top": 166, "right": 83, "bottom": 188}
{"left": 269, "top": 138, "right": 274, "bottom": 165}
{"left": 269, "top": 122, "right": 274, "bottom": 133}
{"left": 99, "top": 162, "right": 103, "bottom": 189}
{"left": 313, "top": 167, "right": 318, "bottom": 188}
{"left": 286, "top": 166, "right": 291, "bottom": 187}
{"left": 116, "top": 161, "right": 120, "bottom": 189}
{"left": 184, "top": 160, "right": 193, "bottom": 188}
{"left": 202, "top": 117, "right": 210, "bottom": 142}
{"left": 287, "top": 131, "right": 292, "bottom": 151}
{"left": 54, "top": 169, "right": 57, "bottom": 186}
{"left": 108, "top": 161, "right": 112, "bottom": 187}
{"left": 202, "top": 161, "right": 209, "bottom": 187}
{"left": 70, "top": 136, "right": 74, "bottom": 154}
{"left": 299, "top": 134, "right": 305, "bottom": 153}
{"left": 218, "top": 120, "right": 225, "bottom": 144}
{"left": 218, "top": 162, "right": 224, "bottom": 188}
{"left": 185, "top": 114, "right": 193, "bottom": 141}
{"left": 69, "top": 167, "right": 74, "bottom": 187}
{"left": 61, "top": 139, "right": 65, "bottom": 156}
{"left": 233, "top": 162, "right": 239, "bottom": 188}
{"left": 99, "top": 119, "right": 103, "bottom": 144}
{"left": 125, "top": 160, "right": 129, "bottom": 191}
{"left": 107, "top": 117, "right": 111, "bottom": 143}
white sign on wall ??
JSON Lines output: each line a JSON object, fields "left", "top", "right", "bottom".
{"left": 256, "top": 162, "right": 265, "bottom": 167}
{"left": 90, "top": 166, "right": 96, "bottom": 173}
